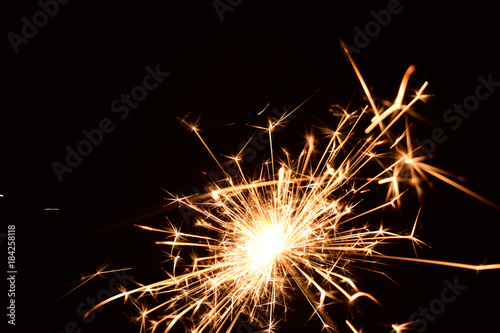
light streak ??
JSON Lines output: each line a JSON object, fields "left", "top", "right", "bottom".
{"left": 86, "top": 46, "right": 499, "bottom": 332}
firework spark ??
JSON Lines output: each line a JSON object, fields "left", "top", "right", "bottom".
{"left": 86, "top": 45, "right": 500, "bottom": 332}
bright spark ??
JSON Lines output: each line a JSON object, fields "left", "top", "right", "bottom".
{"left": 86, "top": 43, "right": 500, "bottom": 332}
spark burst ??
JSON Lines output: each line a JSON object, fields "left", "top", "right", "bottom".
{"left": 86, "top": 44, "right": 500, "bottom": 332}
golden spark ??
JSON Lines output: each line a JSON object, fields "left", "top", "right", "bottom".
{"left": 85, "top": 44, "right": 499, "bottom": 332}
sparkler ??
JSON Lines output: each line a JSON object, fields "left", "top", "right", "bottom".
{"left": 86, "top": 42, "right": 500, "bottom": 332}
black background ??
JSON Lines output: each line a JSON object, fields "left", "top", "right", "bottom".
{"left": 3, "top": 1, "right": 500, "bottom": 332}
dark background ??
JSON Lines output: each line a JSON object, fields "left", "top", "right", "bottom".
{"left": 3, "top": 1, "right": 500, "bottom": 332}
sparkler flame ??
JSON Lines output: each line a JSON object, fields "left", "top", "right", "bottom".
{"left": 86, "top": 44, "right": 500, "bottom": 332}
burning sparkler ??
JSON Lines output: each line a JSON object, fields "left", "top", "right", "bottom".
{"left": 85, "top": 42, "right": 500, "bottom": 332}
